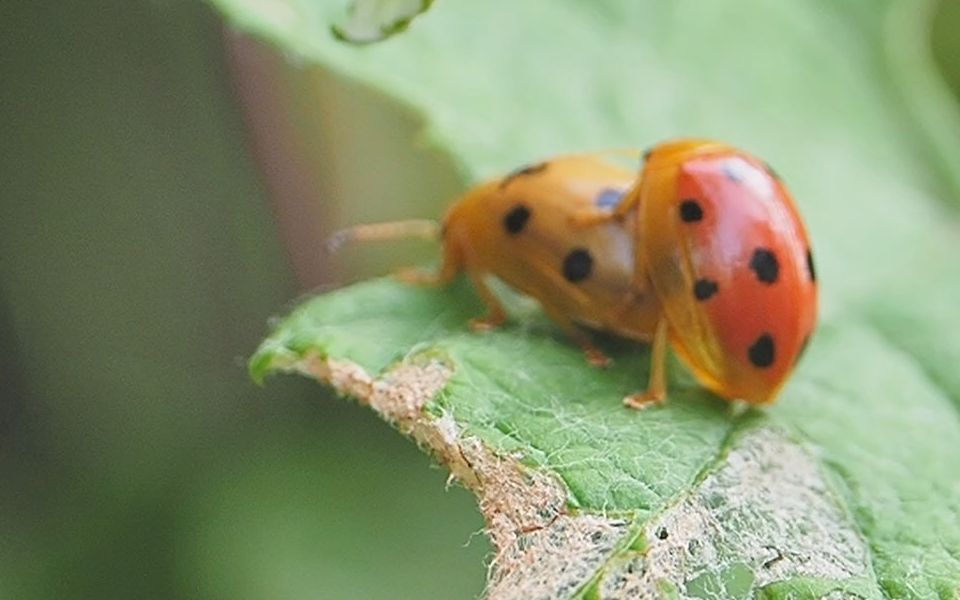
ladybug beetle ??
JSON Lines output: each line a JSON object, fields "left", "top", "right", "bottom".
{"left": 577, "top": 139, "right": 818, "bottom": 407}
{"left": 328, "top": 154, "right": 662, "bottom": 368}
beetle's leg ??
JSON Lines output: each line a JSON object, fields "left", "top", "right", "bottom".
{"left": 465, "top": 270, "right": 508, "bottom": 331}
{"left": 395, "top": 240, "right": 462, "bottom": 285}
{"left": 539, "top": 301, "right": 612, "bottom": 368}
{"left": 396, "top": 245, "right": 507, "bottom": 332}
{"left": 395, "top": 260, "right": 458, "bottom": 286}
{"left": 568, "top": 207, "right": 619, "bottom": 228}
{"left": 569, "top": 184, "right": 640, "bottom": 227}
{"left": 624, "top": 317, "right": 668, "bottom": 409}
{"left": 571, "top": 329, "right": 613, "bottom": 369}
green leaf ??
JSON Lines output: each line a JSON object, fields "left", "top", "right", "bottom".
{"left": 331, "top": 0, "right": 434, "bottom": 44}
{"left": 214, "top": 0, "right": 960, "bottom": 597}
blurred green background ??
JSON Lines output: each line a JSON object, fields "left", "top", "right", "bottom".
{"left": 0, "top": 1, "right": 958, "bottom": 598}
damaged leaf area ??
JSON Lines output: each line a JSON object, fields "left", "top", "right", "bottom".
{"left": 219, "top": 0, "right": 960, "bottom": 597}
{"left": 254, "top": 316, "right": 874, "bottom": 598}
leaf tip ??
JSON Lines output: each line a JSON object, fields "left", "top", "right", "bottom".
{"left": 247, "top": 348, "right": 274, "bottom": 385}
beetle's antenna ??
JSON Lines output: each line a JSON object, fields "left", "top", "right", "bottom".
{"left": 325, "top": 219, "right": 441, "bottom": 254}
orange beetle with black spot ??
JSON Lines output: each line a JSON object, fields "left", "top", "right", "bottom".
{"left": 328, "top": 154, "right": 663, "bottom": 367}
{"left": 582, "top": 139, "right": 818, "bottom": 407}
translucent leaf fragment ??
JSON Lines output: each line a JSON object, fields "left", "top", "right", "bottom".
{"left": 331, "top": 0, "right": 434, "bottom": 44}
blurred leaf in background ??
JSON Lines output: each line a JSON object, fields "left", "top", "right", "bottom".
{"left": 0, "top": 1, "right": 486, "bottom": 598}
{"left": 933, "top": 0, "right": 960, "bottom": 100}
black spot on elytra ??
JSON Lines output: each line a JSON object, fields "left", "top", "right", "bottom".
{"left": 679, "top": 200, "right": 703, "bottom": 222}
{"left": 750, "top": 248, "right": 779, "bottom": 284}
{"left": 595, "top": 188, "right": 626, "bottom": 210}
{"left": 806, "top": 249, "right": 816, "bottom": 282}
{"left": 499, "top": 161, "right": 548, "bottom": 189}
{"left": 694, "top": 279, "right": 718, "bottom": 301}
{"left": 503, "top": 204, "right": 530, "bottom": 235}
{"left": 642, "top": 147, "right": 654, "bottom": 162}
{"left": 562, "top": 248, "right": 593, "bottom": 283}
{"left": 656, "top": 527, "right": 669, "bottom": 540}
{"left": 748, "top": 334, "right": 776, "bottom": 368}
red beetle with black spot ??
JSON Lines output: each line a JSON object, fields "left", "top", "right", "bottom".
{"left": 588, "top": 139, "right": 819, "bottom": 406}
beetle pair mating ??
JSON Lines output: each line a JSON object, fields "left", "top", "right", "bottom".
{"left": 331, "top": 140, "right": 818, "bottom": 407}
